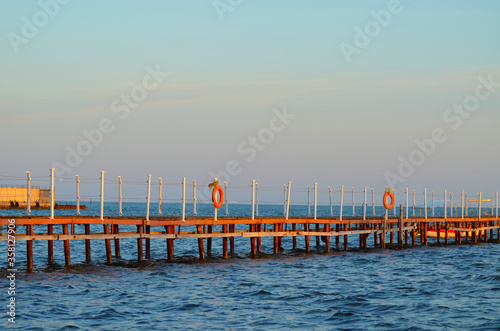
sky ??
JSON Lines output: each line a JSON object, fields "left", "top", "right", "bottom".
{"left": 1, "top": 0, "right": 499, "bottom": 205}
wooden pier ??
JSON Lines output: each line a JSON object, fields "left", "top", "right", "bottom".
{"left": 2, "top": 214, "right": 499, "bottom": 270}
{"left": 1, "top": 170, "right": 499, "bottom": 270}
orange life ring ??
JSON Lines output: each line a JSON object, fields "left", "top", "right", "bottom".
{"left": 212, "top": 186, "right": 224, "bottom": 209}
{"left": 383, "top": 191, "right": 395, "bottom": 209}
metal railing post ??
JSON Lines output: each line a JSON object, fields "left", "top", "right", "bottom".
{"left": 393, "top": 189, "right": 396, "bottom": 217}
{"left": 100, "top": 171, "right": 104, "bottom": 221}
{"left": 193, "top": 180, "right": 197, "bottom": 216}
{"left": 405, "top": 187, "right": 408, "bottom": 219}
{"left": 76, "top": 175, "right": 80, "bottom": 216}
{"left": 286, "top": 181, "right": 291, "bottom": 220}
{"left": 461, "top": 190, "right": 464, "bottom": 219}
{"left": 283, "top": 184, "right": 287, "bottom": 216}
{"left": 496, "top": 192, "right": 498, "bottom": 218}
{"left": 50, "top": 168, "right": 55, "bottom": 219}
{"left": 340, "top": 185, "right": 344, "bottom": 221}
{"left": 224, "top": 181, "right": 228, "bottom": 216}
{"left": 450, "top": 192, "right": 453, "bottom": 217}
{"left": 479, "top": 192, "right": 482, "bottom": 219}
{"left": 352, "top": 187, "right": 355, "bottom": 217}
{"left": 413, "top": 190, "right": 415, "bottom": 217}
{"left": 432, "top": 192, "right": 435, "bottom": 217}
{"left": 256, "top": 183, "right": 259, "bottom": 217}
{"left": 372, "top": 188, "right": 375, "bottom": 216}
{"left": 26, "top": 171, "right": 31, "bottom": 216}
{"left": 118, "top": 176, "right": 122, "bottom": 216}
{"left": 424, "top": 188, "right": 427, "bottom": 219}
{"left": 314, "top": 183, "right": 317, "bottom": 220}
{"left": 363, "top": 186, "right": 367, "bottom": 220}
{"left": 146, "top": 174, "right": 151, "bottom": 222}
{"left": 307, "top": 186, "right": 311, "bottom": 217}
{"left": 182, "top": 177, "right": 186, "bottom": 221}
{"left": 251, "top": 180, "right": 255, "bottom": 220}
{"left": 329, "top": 186, "right": 333, "bottom": 217}
{"left": 444, "top": 189, "right": 447, "bottom": 219}
{"left": 158, "top": 178, "right": 163, "bottom": 216}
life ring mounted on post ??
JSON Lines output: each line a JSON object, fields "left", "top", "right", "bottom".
{"left": 212, "top": 186, "right": 224, "bottom": 209}
{"left": 383, "top": 188, "right": 395, "bottom": 209}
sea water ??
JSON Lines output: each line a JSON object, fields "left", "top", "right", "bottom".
{"left": 1, "top": 203, "right": 499, "bottom": 330}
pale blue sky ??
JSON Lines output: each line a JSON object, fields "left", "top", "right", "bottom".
{"left": 1, "top": 1, "right": 499, "bottom": 202}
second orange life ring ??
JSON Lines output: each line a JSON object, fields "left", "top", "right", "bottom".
{"left": 383, "top": 190, "right": 395, "bottom": 209}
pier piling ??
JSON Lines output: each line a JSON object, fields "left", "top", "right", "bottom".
{"left": 197, "top": 225, "right": 205, "bottom": 260}
{"left": 63, "top": 224, "right": 70, "bottom": 267}
{"left": 85, "top": 224, "right": 91, "bottom": 262}
{"left": 48, "top": 224, "right": 54, "bottom": 263}
{"left": 113, "top": 224, "right": 120, "bottom": 258}
{"left": 104, "top": 225, "right": 112, "bottom": 264}
{"left": 136, "top": 225, "right": 143, "bottom": 261}
{"left": 146, "top": 224, "right": 151, "bottom": 259}
{"left": 26, "top": 225, "right": 33, "bottom": 270}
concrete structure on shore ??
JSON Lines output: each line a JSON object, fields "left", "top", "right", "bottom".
{"left": 0, "top": 187, "right": 51, "bottom": 208}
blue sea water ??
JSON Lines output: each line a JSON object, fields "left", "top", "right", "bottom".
{"left": 1, "top": 203, "right": 499, "bottom": 330}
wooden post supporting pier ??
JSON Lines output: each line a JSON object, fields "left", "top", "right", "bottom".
{"left": 63, "top": 224, "right": 71, "bottom": 267}
{"left": 137, "top": 225, "right": 143, "bottom": 261}
{"left": 304, "top": 222, "right": 310, "bottom": 253}
{"left": 316, "top": 223, "right": 320, "bottom": 249}
{"left": 472, "top": 221, "right": 477, "bottom": 244}
{"left": 325, "top": 223, "right": 331, "bottom": 253}
{"left": 423, "top": 222, "right": 428, "bottom": 246}
{"left": 465, "top": 221, "right": 470, "bottom": 242}
{"left": 274, "top": 223, "right": 279, "bottom": 254}
{"left": 257, "top": 224, "right": 262, "bottom": 253}
{"left": 250, "top": 224, "right": 256, "bottom": 257}
{"left": 113, "top": 224, "right": 120, "bottom": 258}
{"left": 85, "top": 224, "right": 91, "bottom": 262}
{"left": 26, "top": 225, "right": 33, "bottom": 271}
{"left": 146, "top": 224, "right": 151, "bottom": 259}
{"left": 390, "top": 222, "right": 394, "bottom": 245}
{"left": 404, "top": 220, "right": 409, "bottom": 246}
{"left": 207, "top": 225, "right": 213, "bottom": 257}
{"left": 48, "top": 225, "right": 54, "bottom": 263}
{"left": 398, "top": 205, "right": 403, "bottom": 249}
{"left": 104, "top": 225, "right": 112, "bottom": 264}
{"left": 222, "top": 224, "right": 228, "bottom": 259}
{"left": 411, "top": 220, "right": 415, "bottom": 246}
{"left": 379, "top": 222, "right": 383, "bottom": 249}
{"left": 344, "top": 222, "right": 348, "bottom": 251}
{"left": 197, "top": 225, "right": 205, "bottom": 260}
{"left": 436, "top": 221, "right": 441, "bottom": 244}
{"left": 445, "top": 222, "right": 449, "bottom": 245}
{"left": 230, "top": 224, "right": 235, "bottom": 255}
{"left": 484, "top": 221, "right": 488, "bottom": 242}
{"left": 166, "top": 225, "right": 174, "bottom": 261}
{"left": 336, "top": 223, "right": 340, "bottom": 249}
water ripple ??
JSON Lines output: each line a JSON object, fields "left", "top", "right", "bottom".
{"left": 2, "top": 241, "right": 499, "bottom": 330}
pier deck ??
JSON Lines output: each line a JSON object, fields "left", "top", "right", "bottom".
{"left": 2, "top": 215, "right": 499, "bottom": 270}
